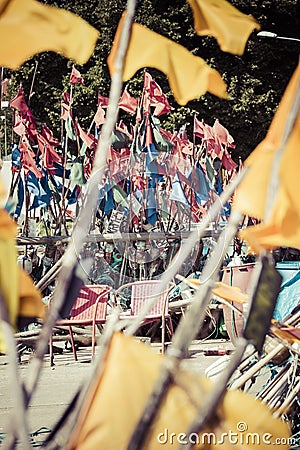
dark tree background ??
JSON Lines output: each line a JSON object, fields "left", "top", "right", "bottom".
{"left": 2, "top": 0, "right": 299, "bottom": 161}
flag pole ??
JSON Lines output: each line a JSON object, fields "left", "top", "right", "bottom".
{"left": 59, "top": 83, "right": 73, "bottom": 235}
{"left": 28, "top": 60, "right": 39, "bottom": 106}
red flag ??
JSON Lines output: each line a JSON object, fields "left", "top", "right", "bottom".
{"left": 9, "top": 87, "right": 36, "bottom": 128}
{"left": 41, "top": 124, "right": 61, "bottom": 147}
{"left": 116, "top": 122, "right": 133, "bottom": 140}
{"left": 143, "top": 72, "right": 173, "bottom": 116}
{"left": 36, "top": 133, "right": 62, "bottom": 172}
{"left": 131, "top": 175, "right": 146, "bottom": 190}
{"left": 61, "top": 102, "right": 70, "bottom": 121}
{"left": 9, "top": 87, "right": 29, "bottom": 114}
{"left": 153, "top": 102, "right": 173, "bottom": 117}
{"left": 160, "top": 127, "right": 176, "bottom": 144}
{"left": 118, "top": 87, "right": 138, "bottom": 115}
{"left": 221, "top": 151, "right": 238, "bottom": 171}
{"left": 70, "top": 65, "right": 84, "bottom": 85}
{"left": 61, "top": 92, "right": 72, "bottom": 121}
{"left": 201, "top": 122, "right": 215, "bottom": 144}
{"left": 19, "top": 137, "right": 42, "bottom": 178}
{"left": 98, "top": 93, "right": 109, "bottom": 108}
{"left": 75, "top": 119, "right": 96, "bottom": 150}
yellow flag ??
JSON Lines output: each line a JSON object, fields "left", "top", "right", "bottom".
{"left": 0, "top": 180, "right": 44, "bottom": 352}
{"left": 234, "top": 61, "right": 300, "bottom": 251}
{"left": 107, "top": 15, "right": 228, "bottom": 106}
{"left": 0, "top": 207, "right": 18, "bottom": 352}
{"left": 187, "top": 0, "right": 260, "bottom": 55}
{"left": 67, "top": 333, "right": 290, "bottom": 450}
{"left": 186, "top": 278, "right": 248, "bottom": 303}
{"left": 0, "top": 0, "right": 99, "bottom": 69}
{"left": 19, "top": 268, "right": 45, "bottom": 320}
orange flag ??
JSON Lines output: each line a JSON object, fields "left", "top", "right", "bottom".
{"left": 107, "top": 14, "right": 228, "bottom": 106}
{"left": 0, "top": 0, "right": 99, "bottom": 70}
{"left": 233, "top": 60, "right": 300, "bottom": 252}
{"left": 187, "top": 0, "right": 260, "bottom": 55}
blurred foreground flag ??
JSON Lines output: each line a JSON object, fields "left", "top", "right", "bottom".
{"left": 233, "top": 61, "right": 300, "bottom": 252}
{"left": 0, "top": 0, "right": 99, "bottom": 70}
{"left": 107, "top": 14, "right": 228, "bottom": 106}
{"left": 0, "top": 179, "right": 44, "bottom": 353}
{"left": 187, "top": 0, "right": 260, "bottom": 55}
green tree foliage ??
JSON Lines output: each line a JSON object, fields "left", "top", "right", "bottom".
{"left": 4, "top": 0, "right": 299, "bottom": 160}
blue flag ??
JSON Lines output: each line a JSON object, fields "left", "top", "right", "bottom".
{"left": 14, "top": 176, "right": 24, "bottom": 218}
{"left": 146, "top": 178, "right": 157, "bottom": 226}
{"left": 11, "top": 143, "right": 21, "bottom": 171}
{"left": 191, "top": 163, "right": 210, "bottom": 205}
{"left": 28, "top": 171, "right": 52, "bottom": 209}
{"left": 67, "top": 185, "right": 80, "bottom": 205}
{"left": 169, "top": 173, "right": 189, "bottom": 206}
{"left": 104, "top": 188, "right": 115, "bottom": 215}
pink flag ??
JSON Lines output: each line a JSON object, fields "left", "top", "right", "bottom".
{"left": 12, "top": 111, "right": 26, "bottom": 137}
{"left": 94, "top": 104, "right": 106, "bottom": 127}
{"left": 119, "top": 87, "right": 138, "bottom": 114}
{"left": 75, "top": 119, "right": 96, "bottom": 149}
{"left": 194, "top": 116, "right": 206, "bottom": 138}
{"left": 36, "top": 133, "right": 62, "bottom": 172}
{"left": 212, "top": 119, "right": 235, "bottom": 148}
{"left": 70, "top": 65, "right": 84, "bottom": 85}
{"left": 143, "top": 71, "right": 173, "bottom": 116}
{"left": 1, "top": 77, "right": 11, "bottom": 98}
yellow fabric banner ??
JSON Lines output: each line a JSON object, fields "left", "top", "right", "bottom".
{"left": 0, "top": 182, "right": 44, "bottom": 352}
{"left": 234, "top": 61, "right": 300, "bottom": 252}
{"left": 187, "top": 0, "right": 260, "bottom": 55}
{"left": 0, "top": 0, "right": 99, "bottom": 69}
{"left": 107, "top": 15, "right": 228, "bottom": 106}
{"left": 68, "top": 333, "right": 290, "bottom": 450}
